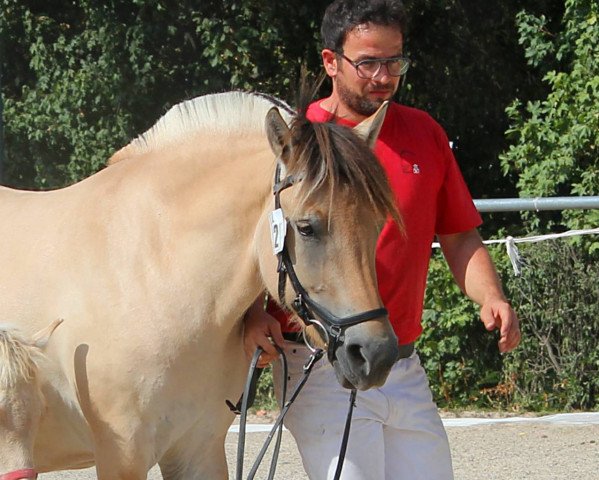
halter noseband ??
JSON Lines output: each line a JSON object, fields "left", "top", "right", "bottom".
{"left": 272, "top": 163, "right": 388, "bottom": 362}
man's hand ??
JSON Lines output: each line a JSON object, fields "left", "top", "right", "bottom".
{"left": 480, "top": 299, "right": 520, "bottom": 353}
{"left": 244, "top": 299, "right": 286, "bottom": 368}
{"left": 439, "top": 229, "right": 521, "bottom": 354}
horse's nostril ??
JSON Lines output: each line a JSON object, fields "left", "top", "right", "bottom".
{"left": 346, "top": 343, "right": 368, "bottom": 369}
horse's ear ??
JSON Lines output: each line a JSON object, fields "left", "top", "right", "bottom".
{"left": 352, "top": 101, "right": 389, "bottom": 149}
{"left": 265, "top": 107, "right": 291, "bottom": 161}
{"left": 31, "top": 318, "right": 63, "bottom": 350}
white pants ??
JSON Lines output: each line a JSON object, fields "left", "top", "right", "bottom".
{"left": 273, "top": 341, "right": 453, "bottom": 480}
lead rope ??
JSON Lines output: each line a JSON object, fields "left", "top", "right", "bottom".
{"left": 236, "top": 346, "right": 287, "bottom": 480}
{"left": 334, "top": 388, "right": 357, "bottom": 479}
{"left": 235, "top": 347, "right": 355, "bottom": 480}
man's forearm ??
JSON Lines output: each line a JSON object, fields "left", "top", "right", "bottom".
{"left": 438, "top": 229, "right": 506, "bottom": 306}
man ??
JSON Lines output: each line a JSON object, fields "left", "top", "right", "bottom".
{"left": 244, "top": 0, "right": 520, "bottom": 478}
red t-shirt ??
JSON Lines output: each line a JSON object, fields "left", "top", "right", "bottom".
{"left": 268, "top": 100, "right": 482, "bottom": 345}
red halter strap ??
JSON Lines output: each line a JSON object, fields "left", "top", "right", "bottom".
{"left": 0, "top": 469, "right": 38, "bottom": 480}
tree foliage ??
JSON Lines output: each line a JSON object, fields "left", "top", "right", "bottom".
{"left": 0, "top": 0, "right": 325, "bottom": 188}
{"left": 500, "top": 0, "right": 599, "bottom": 236}
{"left": 401, "top": 1, "right": 558, "bottom": 206}
{"left": 1, "top": 0, "right": 558, "bottom": 200}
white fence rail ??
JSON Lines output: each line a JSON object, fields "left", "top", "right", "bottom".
{"left": 474, "top": 196, "right": 599, "bottom": 212}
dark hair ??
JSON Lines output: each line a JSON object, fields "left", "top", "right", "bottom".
{"left": 321, "top": 0, "right": 407, "bottom": 52}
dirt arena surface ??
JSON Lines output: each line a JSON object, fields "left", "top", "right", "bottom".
{"left": 38, "top": 412, "right": 599, "bottom": 479}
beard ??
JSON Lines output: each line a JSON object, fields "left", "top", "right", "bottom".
{"left": 337, "top": 78, "right": 396, "bottom": 117}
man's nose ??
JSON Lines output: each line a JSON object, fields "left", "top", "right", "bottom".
{"left": 372, "top": 63, "right": 392, "bottom": 81}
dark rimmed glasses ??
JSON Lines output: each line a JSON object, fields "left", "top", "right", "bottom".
{"left": 336, "top": 52, "right": 410, "bottom": 79}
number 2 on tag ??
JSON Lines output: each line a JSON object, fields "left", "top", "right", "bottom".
{"left": 269, "top": 208, "right": 287, "bottom": 255}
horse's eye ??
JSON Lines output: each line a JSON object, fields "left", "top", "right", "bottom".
{"left": 296, "top": 222, "right": 315, "bottom": 237}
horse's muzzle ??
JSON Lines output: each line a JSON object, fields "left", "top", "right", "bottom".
{"left": 332, "top": 330, "right": 400, "bottom": 390}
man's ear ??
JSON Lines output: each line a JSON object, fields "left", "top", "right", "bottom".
{"left": 322, "top": 49, "right": 338, "bottom": 77}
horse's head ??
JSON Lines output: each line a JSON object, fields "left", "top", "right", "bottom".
{"left": 0, "top": 320, "right": 62, "bottom": 480}
{"left": 257, "top": 102, "right": 401, "bottom": 390}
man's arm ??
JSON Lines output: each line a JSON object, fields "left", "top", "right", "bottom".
{"left": 438, "top": 228, "right": 520, "bottom": 353}
{"left": 243, "top": 295, "right": 286, "bottom": 368}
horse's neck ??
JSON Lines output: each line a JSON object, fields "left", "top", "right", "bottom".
{"left": 121, "top": 133, "right": 275, "bottom": 323}
{"left": 144, "top": 132, "right": 274, "bottom": 228}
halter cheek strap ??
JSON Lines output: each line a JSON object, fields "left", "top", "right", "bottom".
{"left": 272, "top": 163, "right": 388, "bottom": 362}
{"left": 0, "top": 469, "right": 38, "bottom": 480}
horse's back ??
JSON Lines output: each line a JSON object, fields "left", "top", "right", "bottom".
{"left": 0, "top": 184, "right": 84, "bottom": 239}
{"left": 0, "top": 184, "right": 90, "bottom": 313}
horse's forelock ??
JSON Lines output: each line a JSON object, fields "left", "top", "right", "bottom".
{"left": 0, "top": 327, "right": 40, "bottom": 388}
{"left": 286, "top": 118, "right": 401, "bottom": 228}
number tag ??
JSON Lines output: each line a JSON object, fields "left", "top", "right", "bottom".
{"left": 268, "top": 208, "right": 287, "bottom": 255}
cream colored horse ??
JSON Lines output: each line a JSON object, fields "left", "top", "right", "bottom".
{"left": 0, "top": 320, "right": 62, "bottom": 480}
{"left": 0, "top": 91, "right": 399, "bottom": 478}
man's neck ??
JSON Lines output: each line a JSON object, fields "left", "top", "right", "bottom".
{"left": 319, "top": 95, "right": 367, "bottom": 124}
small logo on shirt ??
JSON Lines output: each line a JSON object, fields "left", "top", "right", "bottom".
{"left": 400, "top": 149, "right": 421, "bottom": 175}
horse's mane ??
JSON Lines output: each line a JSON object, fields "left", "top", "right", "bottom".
{"left": 108, "top": 91, "right": 294, "bottom": 164}
{"left": 109, "top": 85, "right": 400, "bottom": 227}
{"left": 0, "top": 325, "right": 41, "bottom": 387}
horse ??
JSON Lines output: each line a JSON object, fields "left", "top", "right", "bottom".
{"left": 0, "top": 90, "right": 400, "bottom": 478}
{"left": 0, "top": 320, "right": 62, "bottom": 480}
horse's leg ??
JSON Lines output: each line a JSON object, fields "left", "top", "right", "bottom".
{"left": 158, "top": 428, "right": 229, "bottom": 480}
{"left": 73, "top": 343, "right": 157, "bottom": 479}
{"left": 90, "top": 425, "right": 154, "bottom": 480}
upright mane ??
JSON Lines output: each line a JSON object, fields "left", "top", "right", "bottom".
{"left": 108, "top": 87, "right": 400, "bottom": 228}
{"left": 109, "top": 92, "right": 294, "bottom": 164}
{"left": 0, "top": 326, "right": 40, "bottom": 387}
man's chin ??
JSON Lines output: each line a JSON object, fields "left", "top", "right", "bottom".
{"left": 356, "top": 94, "right": 394, "bottom": 116}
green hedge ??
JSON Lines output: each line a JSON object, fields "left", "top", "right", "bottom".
{"left": 419, "top": 238, "right": 599, "bottom": 411}
{"left": 501, "top": 239, "right": 599, "bottom": 410}
{"left": 418, "top": 247, "right": 505, "bottom": 409}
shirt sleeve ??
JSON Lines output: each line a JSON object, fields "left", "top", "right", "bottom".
{"left": 433, "top": 122, "right": 482, "bottom": 235}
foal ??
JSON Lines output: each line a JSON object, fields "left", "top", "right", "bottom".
{"left": 0, "top": 320, "right": 62, "bottom": 480}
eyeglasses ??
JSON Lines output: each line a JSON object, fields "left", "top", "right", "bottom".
{"left": 336, "top": 52, "right": 410, "bottom": 79}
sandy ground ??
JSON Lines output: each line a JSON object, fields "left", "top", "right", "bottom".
{"left": 38, "top": 412, "right": 599, "bottom": 479}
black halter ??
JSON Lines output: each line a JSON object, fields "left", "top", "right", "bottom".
{"left": 272, "top": 163, "right": 388, "bottom": 362}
